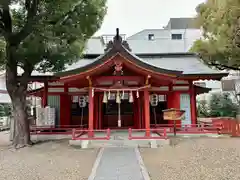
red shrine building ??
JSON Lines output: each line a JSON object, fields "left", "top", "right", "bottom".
{"left": 29, "top": 29, "right": 227, "bottom": 133}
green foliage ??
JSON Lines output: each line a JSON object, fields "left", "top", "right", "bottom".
{"left": 197, "top": 99, "right": 209, "bottom": 117}
{"left": 197, "top": 92, "right": 238, "bottom": 118}
{"left": 0, "top": 0, "right": 107, "bottom": 73}
{"left": 190, "top": 0, "right": 240, "bottom": 70}
{"left": 0, "top": 103, "right": 12, "bottom": 117}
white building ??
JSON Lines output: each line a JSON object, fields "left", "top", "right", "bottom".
{"left": 127, "top": 17, "right": 202, "bottom": 52}
{"left": 0, "top": 73, "right": 11, "bottom": 104}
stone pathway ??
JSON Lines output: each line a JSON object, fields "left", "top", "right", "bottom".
{"left": 90, "top": 147, "right": 147, "bottom": 180}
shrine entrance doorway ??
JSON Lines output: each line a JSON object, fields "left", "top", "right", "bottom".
{"left": 102, "top": 98, "right": 134, "bottom": 129}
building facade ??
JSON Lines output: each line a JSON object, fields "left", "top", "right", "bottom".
{"left": 127, "top": 18, "right": 202, "bottom": 52}
{"left": 29, "top": 30, "right": 227, "bottom": 133}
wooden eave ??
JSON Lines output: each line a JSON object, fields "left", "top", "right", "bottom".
{"left": 179, "top": 73, "right": 228, "bottom": 81}
{"left": 195, "top": 85, "right": 212, "bottom": 95}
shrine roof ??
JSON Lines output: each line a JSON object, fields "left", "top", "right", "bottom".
{"left": 55, "top": 53, "right": 227, "bottom": 80}
{"left": 55, "top": 29, "right": 184, "bottom": 78}
{"left": 53, "top": 29, "right": 228, "bottom": 80}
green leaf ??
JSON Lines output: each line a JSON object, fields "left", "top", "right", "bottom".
{"left": 0, "top": 0, "right": 107, "bottom": 73}
{"left": 190, "top": 0, "right": 240, "bottom": 70}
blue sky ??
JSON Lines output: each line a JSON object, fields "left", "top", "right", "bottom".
{"left": 96, "top": 0, "right": 205, "bottom": 36}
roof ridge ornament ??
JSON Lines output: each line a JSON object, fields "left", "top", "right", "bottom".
{"left": 104, "top": 28, "right": 131, "bottom": 52}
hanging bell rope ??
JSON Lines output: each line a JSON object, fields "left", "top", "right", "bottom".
{"left": 108, "top": 90, "right": 111, "bottom": 100}
{"left": 116, "top": 91, "right": 121, "bottom": 104}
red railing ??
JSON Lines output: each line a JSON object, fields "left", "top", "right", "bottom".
{"left": 128, "top": 128, "right": 168, "bottom": 140}
{"left": 151, "top": 123, "right": 223, "bottom": 134}
{"left": 72, "top": 128, "right": 111, "bottom": 140}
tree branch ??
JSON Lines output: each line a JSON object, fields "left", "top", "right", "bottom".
{"left": 0, "top": 5, "right": 12, "bottom": 40}
{"left": 48, "top": 0, "right": 84, "bottom": 26}
{"left": 208, "top": 62, "right": 240, "bottom": 71}
{"left": 11, "top": 0, "right": 39, "bottom": 45}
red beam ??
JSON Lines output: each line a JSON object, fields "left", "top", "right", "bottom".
{"left": 172, "top": 84, "right": 189, "bottom": 86}
{"left": 47, "top": 92, "right": 87, "bottom": 95}
{"left": 95, "top": 76, "right": 143, "bottom": 82}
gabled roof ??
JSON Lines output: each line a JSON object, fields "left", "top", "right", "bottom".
{"left": 56, "top": 29, "right": 183, "bottom": 78}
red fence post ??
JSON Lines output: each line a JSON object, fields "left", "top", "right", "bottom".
{"left": 231, "top": 121, "right": 237, "bottom": 137}
{"left": 163, "top": 128, "right": 167, "bottom": 139}
{"left": 128, "top": 128, "right": 132, "bottom": 140}
{"left": 72, "top": 128, "right": 76, "bottom": 140}
{"left": 107, "top": 128, "right": 110, "bottom": 140}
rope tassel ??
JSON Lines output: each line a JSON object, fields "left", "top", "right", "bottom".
{"left": 103, "top": 91, "right": 108, "bottom": 103}
{"left": 129, "top": 91, "right": 133, "bottom": 103}
{"left": 121, "top": 90, "right": 125, "bottom": 99}
{"left": 92, "top": 88, "right": 94, "bottom": 97}
{"left": 136, "top": 90, "right": 139, "bottom": 98}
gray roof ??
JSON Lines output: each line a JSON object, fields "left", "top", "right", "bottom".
{"left": 63, "top": 54, "right": 221, "bottom": 75}
{"left": 140, "top": 56, "right": 221, "bottom": 74}
{"left": 165, "top": 18, "right": 199, "bottom": 29}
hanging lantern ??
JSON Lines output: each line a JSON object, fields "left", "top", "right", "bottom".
{"left": 108, "top": 91, "right": 111, "bottom": 100}
{"left": 116, "top": 91, "right": 121, "bottom": 104}
{"left": 121, "top": 90, "right": 125, "bottom": 99}
{"left": 150, "top": 94, "right": 158, "bottom": 106}
{"left": 79, "top": 96, "right": 87, "bottom": 107}
{"left": 103, "top": 91, "right": 108, "bottom": 103}
{"left": 129, "top": 91, "right": 134, "bottom": 103}
{"left": 136, "top": 90, "right": 139, "bottom": 98}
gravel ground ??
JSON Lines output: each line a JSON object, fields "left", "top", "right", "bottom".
{"left": 0, "top": 133, "right": 98, "bottom": 180}
{"left": 140, "top": 137, "right": 240, "bottom": 180}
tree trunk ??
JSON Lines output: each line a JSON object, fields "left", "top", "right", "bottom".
{"left": 6, "top": 67, "right": 32, "bottom": 148}
{"left": 5, "top": 41, "right": 33, "bottom": 148}
{"left": 11, "top": 94, "right": 32, "bottom": 148}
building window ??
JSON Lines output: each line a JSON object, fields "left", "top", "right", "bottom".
{"left": 171, "top": 34, "right": 182, "bottom": 40}
{"left": 148, "top": 34, "right": 155, "bottom": 40}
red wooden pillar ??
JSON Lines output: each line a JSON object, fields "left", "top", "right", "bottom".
{"left": 133, "top": 93, "right": 139, "bottom": 129}
{"left": 88, "top": 87, "right": 94, "bottom": 136}
{"left": 144, "top": 89, "right": 150, "bottom": 136}
{"left": 99, "top": 94, "right": 103, "bottom": 129}
{"left": 190, "top": 82, "right": 197, "bottom": 126}
{"left": 137, "top": 97, "right": 141, "bottom": 129}
{"left": 42, "top": 81, "right": 48, "bottom": 107}
{"left": 94, "top": 94, "right": 99, "bottom": 129}
{"left": 60, "top": 85, "right": 71, "bottom": 127}
{"left": 167, "top": 85, "right": 173, "bottom": 126}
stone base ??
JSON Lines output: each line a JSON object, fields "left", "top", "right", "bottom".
{"left": 69, "top": 139, "right": 170, "bottom": 148}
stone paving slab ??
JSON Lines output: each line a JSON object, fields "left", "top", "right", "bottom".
{"left": 93, "top": 147, "right": 144, "bottom": 180}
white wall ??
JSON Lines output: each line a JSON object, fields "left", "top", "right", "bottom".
{"left": 127, "top": 28, "right": 202, "bottom": 52}
{"left": 171, "top": 29, "right": 202, "bottom": 51}
{"left": 0, "top": 74, "right": 11, "bottom": 104}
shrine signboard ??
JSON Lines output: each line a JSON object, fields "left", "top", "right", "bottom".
{"left": 162, "top": 108, "right": 185, "bottom": 136}
{"left": 163, "top": 108, "right": 185, "bottom": 120}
